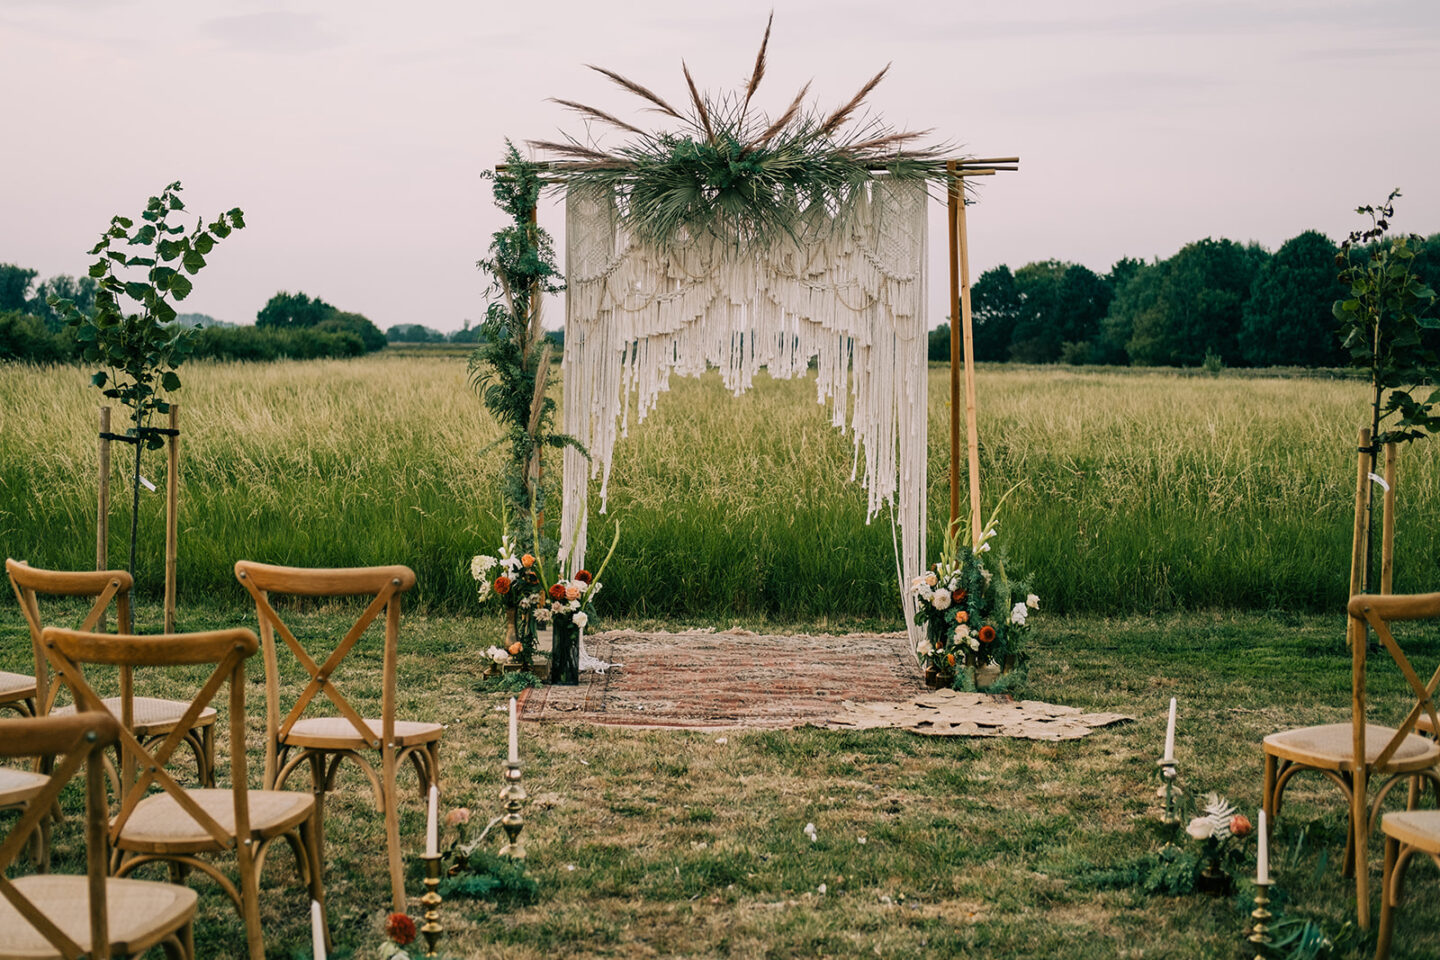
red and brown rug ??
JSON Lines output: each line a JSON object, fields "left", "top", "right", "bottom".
{"left": 519, "top": 628, "right": 924, "bottom": 730}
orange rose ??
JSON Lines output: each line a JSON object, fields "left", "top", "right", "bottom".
{"left": 978, "top": 625, "right": 996, "bottom": 644}
{"left": 946, "top": 653, "right": 956, "bottom": 666}
{"left": 1230, "top": 814, "right": 1252, "bottom": 838}
{"left": 955, "top": 611, "right": 969, "bottom": 624}
{"left": 521, "top": 553, "right": 536, "bottom": 568}
{"left": 507, "top": 642, "right": 523, "bottom": 656}
{"left": 494, "top": 576, "right": 511, "bottom": 595}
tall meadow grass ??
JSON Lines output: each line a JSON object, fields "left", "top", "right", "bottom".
{"left": 1, "top": 355, "right": 1436, "bottom": 622}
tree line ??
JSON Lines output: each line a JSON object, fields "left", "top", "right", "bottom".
{"left": 0, "top": 264, "right": 394, "bottom": 363}
{"left": 927, "top": 230, "right": 1440, "bottom": 368}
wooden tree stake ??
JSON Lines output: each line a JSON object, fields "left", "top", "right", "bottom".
{"left": 947, "top": 165, "right": 983, "bottom": 548}
{"left": 164, "top": 404, "right": 179, "bottom": 632}
{"left": 97, "top": 407, "right": 110, "bottom": 571}
{"left": 1381, "top": 442, "right": 1396, "bottom": 595}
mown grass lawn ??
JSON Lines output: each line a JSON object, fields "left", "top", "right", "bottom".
{"left": 3, "top": 602, "right": 1437, "bottom": 959}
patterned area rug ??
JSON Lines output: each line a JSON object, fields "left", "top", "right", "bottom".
{"left": 519, "top": 629, "right": 924, "bottom": 730}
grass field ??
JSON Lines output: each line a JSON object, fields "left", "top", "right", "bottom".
{"left": 2, "top": 354, "right": 1438, "bottom": 624}
{"left": 2, "top": 602, "right": 1435, "bottom": 959}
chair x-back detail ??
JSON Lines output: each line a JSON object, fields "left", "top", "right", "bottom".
{"left": 234, "top": 561, "right": 440, "bottom": 914}
{"left": 42, "top": 627, "right": 329, "bottom": 960}
{"left": 1262, "top": 591, "right": 1440, "bottom": 929}
{"left": 0, "top": 711, "right": 197, "bottom": 960}
{"left": 6, "top": 559, "right": 215, "bottom": 787}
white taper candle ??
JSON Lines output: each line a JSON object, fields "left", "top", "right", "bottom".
{"left": 425, "top": 783, "right": 438, "bottom": 857}
{"left": 311, "top": 899, "right": 326, "bottom": 960}
{"left": 509, "top": 695, "right": 519, "bottom": 763}
{"left": 1163, "top": 697, "right": 1177, "bottom": 762}
{"left": 1256, "top": 809, "right": 1269, "bottom": 885}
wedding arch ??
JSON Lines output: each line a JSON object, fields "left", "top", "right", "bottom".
{"left": 495, "top": 24, "right": 1016, "bottom": 647}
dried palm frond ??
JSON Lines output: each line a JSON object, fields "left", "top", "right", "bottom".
{"left": 532, "top": 16, "right": 961, "bottom": 248}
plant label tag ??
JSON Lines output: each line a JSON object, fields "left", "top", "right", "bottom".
{"left": 139, "top": 475, "right": 157, "bottom": 492}
{"left": 1368, "top": 472, "right": 1390, "bottom": 492}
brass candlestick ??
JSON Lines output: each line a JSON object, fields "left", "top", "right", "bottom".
{"left": 499, "top": 758, "right": 527, "bottom": 859}
{"left": 419, "top": 852, "right": 443, "bottom": 958}
{"left": 1247, "top": 882, "right": 1272, "bottom": 953}
{"left": 1156, "top": 759, "right": 1181, "bottom": 824}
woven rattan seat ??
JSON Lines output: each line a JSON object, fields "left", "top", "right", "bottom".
{"left": 285, "top": 717, "right": 442, "bottom": 750}
{"left": 0, "top": 874, "right": 196, "bottom": 958}
{"left": 0, "top": 766, "right": 49, "bottom": 807}
{"left": 1263, "top": 723, "right": 1440, "bottom": 771}
{"left": 1380, "top": 809, "right": 1440, "bottom": 853}
{"left": 1376, "top": 809, "right": 1440, "bottom": 956}
{"left": 117, "top": 789, "right": 315, "bottom": 854}
{"left": 0, "top": 670, "right": 35, "bottom": 702}
{"left": 51, "top": 696, "right": 217, "bottom": 738}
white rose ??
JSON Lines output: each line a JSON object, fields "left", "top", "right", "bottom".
{"left": 1010, "top": 602, "right": 1028, "bottom": 626}
{"left": 931, "top": 591, "right": 951, "bottom": 611}
{"left": 573, "top": 611, "right": 589, "bottom": 628}
{"left": 551, "top": 601, "right": 565, "bottom": 613}
{"left": 1186, "top": 817, "right": 1214, "bottom": 840}
{"left": 910, "top": 576, "right": 927, "bottom": 592}
{"left": 924, "top": 572, "right": 938, "bottom": 587}
{"left": 968, "top": 637, "right": 980, "bottom": 651}
{"left": 1026, "top": 593, "right": 1039, "bottom": 609}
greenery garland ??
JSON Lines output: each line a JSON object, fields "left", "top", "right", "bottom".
{"left": 529, "top": 15, "right": 959, "bottom": 249}
{"left": 472, "top": 143, "right": 586, "bottom": 554}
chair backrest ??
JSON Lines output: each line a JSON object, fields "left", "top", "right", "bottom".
{"left": 0, "top": 711, "right": 120, "bottom": 959}
{"left": 6, "top": 559, "right": 132, "bottom": 716}
{"left": 1347, "top": 592, "right": 1440, "bottom": 771}
{"left": 41, "top": 627, "right": 259, "bottom": 852}
{"left": 233, "top": 561, "right": 416, "bottom": 783}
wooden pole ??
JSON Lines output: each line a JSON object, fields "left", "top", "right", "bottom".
{"left": 1381, "top": 441, "right": 1396, "bottom": 594}
{"left": 1348, "top": 428, "right": 1371, "bottom": 641}
{"left": 946, "top": 163, "right": 962, "bottom": 536}
{"left": 97, "top": 407, "right": 110, "bottom": 571}
{"left": 164, "top": 404, "right": 179, "bottom": 632}
{"left": 955, "top": 176, "right": 983, "bottom": 548}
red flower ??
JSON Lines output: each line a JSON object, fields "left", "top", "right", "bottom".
{"left": 1230, "top": 814, "right": 1252, "bottom": 838}
{"left": 494, "top": 576, "right": 511, "bottom": 595}
{"left": 549, "top": 583, "right": 567, "bottom": 601}
{"left": 954, "top": 589, "right": 967, "bottom": 602}
{"left": 978, "top": 625, "right": 996, "bottom": 644}
{"left": 575, "top": 569, "right": 593, "bottom": 584}
{"left": 386, "top": 913, "right": 417, "bottom": 946}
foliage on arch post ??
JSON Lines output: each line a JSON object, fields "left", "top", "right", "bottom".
{"left": 472, "top": 143, "right": 585, "bottom": 555}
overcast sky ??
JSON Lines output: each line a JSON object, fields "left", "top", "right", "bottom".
{"left": 3, "top": 0, "right": 1437, "bottom": 332}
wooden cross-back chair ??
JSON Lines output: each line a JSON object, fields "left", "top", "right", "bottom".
{"left": 1374, "top": 808, "right": 1440, "bottom": 960}
{"left": 41, "top": 627, "right": 329, "bottom": 960}
{"left": 6, "top": 559, "right": 216, "bottom": 787}
{"left": 233, "top": 560, "right": 440, "bottom": 913}
{"left": 1262, "top": 591, "right": 1440, "bottom": 929}
{"left": 0, "top": 712, "right": 196, "bottom": 960}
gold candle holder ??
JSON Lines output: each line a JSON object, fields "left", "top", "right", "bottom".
{"left": 419, "top": 852, "right": 443, "bottom": 958}
{"left": 499, "top": 759, "right": 527, "bottom": 859}
{"left": 1247, "top": 882, "right": 1272, "bottom": 952}
{"left": 1156, "top": 759, "right": 1181, "bottom": 824}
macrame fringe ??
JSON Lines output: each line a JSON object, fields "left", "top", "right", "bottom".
{"left": 561, "top": 181, "right": 928, "bottom": 649}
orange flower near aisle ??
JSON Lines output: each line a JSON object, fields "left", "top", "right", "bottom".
{"left": 1229, "top": 814, "right": 1252, "bottom": 838}
{"left": 978, "top": 625, "right": 996, "bottom": 644}
{"left": 549, "top": 583, "right": 567, "bottom": 601}
{"left": 575, "top": 569, "right": 593, "bottom": 584}
{"left": 946, "top": 653, "right": 956, "bottom": 666}
{"left": 521, "top": 553, "right": 536, "bottom": 567}
{"left": 386, "top": 913, "right": 417, "bottom": 946}
{"left": 955, "top": 611, "right": 969, "bottom": 624}
{"left": 494, "top": 575, "right": 511, "bottom": 595}
{"left": 508, "top": 641, "right": 523, "bottom": 656}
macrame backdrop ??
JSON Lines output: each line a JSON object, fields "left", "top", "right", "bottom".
{"left": 560, "top": 178, "right": 930, "bottom": 649}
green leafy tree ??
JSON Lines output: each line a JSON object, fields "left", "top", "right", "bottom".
{"left": 1240, "top": 230, "right": 1345, "bottom": 367}
{"left": 1127, "top": 239, "right": 1265, "bottom": 366}
{"left": 1091, "top": 258, "right": 1151, "bottom": 365}
{"left": 969, "top": 265, "right": 1022, "bottom": 361}
{"left": 0, "top": 264, "right": 37, "bottom": 313}
{"left": 256, "top": 291, "right": 335, "bottom": 328}
{"left": 49, "top": 181, "right": 245, "bottom": 577}
{"left": 1054, "top": 264, "right": 1113, "bottom": 364}
{"left": 29, "top": 274, "right": 97, "bottom": 330}
{"left": 1007, "top": 260, "right": 1066, "bottom": 362}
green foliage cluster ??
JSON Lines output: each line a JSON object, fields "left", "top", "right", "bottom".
{"left": 969, "top": 226, "right": 1440, "bottom": 369}
{"left": 386, "top": 323, "right": 447, "bottom": 343}
{"left": 257, "top": 290, "right": 386, "bottom": 351}
{"left": 437, "top": 849, "right": 539, "bottom": 906}
{"left": 188, "top": 324, "right": 365, "bottom": 361}
{"left": 470, "top": 144, "right": 582, "bottom": 552}
{"left": 1334, "top": 190, "right": 1440, "bottom": 445}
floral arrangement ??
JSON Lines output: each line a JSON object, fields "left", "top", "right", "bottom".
{"left": 471, "top": 533, "right": 545, "bottom": 665}
{"left": 436, "top": 806, "right": 539, "bottom": 905}
{"left": 909, "top": 498, "right": 1036, "bottom": 690}
{"left": 378, "top": 911, "right": 417, "bottom": 959}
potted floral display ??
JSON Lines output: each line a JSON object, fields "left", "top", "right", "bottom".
{"left": 911, "top": 499, "right": 1037, "bottom": 692}
{"left": 470, "top": 534, "right": 544, "bottom": 667}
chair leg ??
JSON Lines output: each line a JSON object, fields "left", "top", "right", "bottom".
{"left": 1355, "top": 766, "right": 1370, "bottom": 930}
{"left": 1262, "top": 752, "right": 1277, "bottom": 843}
{"left": 1374, "top": 836, "right": 1400, "bottom": 960}
{"left": 302, "top": 810, "right": 333, "bottom": 953}
{"left": 384, "top": 746, "right": 405, "bottom": 914}
{"left": 236, "top": 842, "right": 266, "bottom": 960}
{"left": 201, "top": 724, "right": 216, "bottom": 788}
